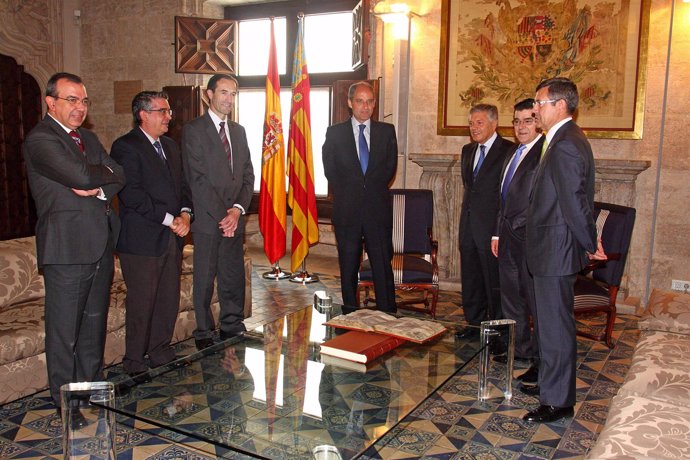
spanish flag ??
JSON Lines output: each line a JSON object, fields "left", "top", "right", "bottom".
{"left": 287, "top": 15, "right": 319, "bottom": 272}
{"left": 259, "top": 19, "right": 287, "bottom": 266}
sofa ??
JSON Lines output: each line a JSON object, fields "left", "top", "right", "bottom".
{"left": 0, "top": 236, "right": 252, "bottom": 406}
{"left": 587, "top": 288, "right": 690, "bottom": 459}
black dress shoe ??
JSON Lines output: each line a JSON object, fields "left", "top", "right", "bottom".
{"left": 127, "top": 372, "right": 152, "bottom": 385}
{"left": 219, "top": 330, "right": 245, "bottom": 341}
{"left": 516, "top": 364, "right": 539, "bottom": 384}
{"left": 195, "top": 338, "right": 214, "bottom": 350}
{"left": 56, "top": 407, "right": 89, "bottom": 429}
{"left": 493, "top": 355, "right": 532, "bottom": 368}
{"left": 455, "top": 326, "right": 480, "bottom": 340}
{"left": 519, "top": 382, "right": 540, "bottom": 396}
{"left": 523, "top": 405, "right": 574, "bottom": 423}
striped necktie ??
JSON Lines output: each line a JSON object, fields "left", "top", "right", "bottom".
{"left": 153, "top": 140, "right": 166, "bottom": 162}
{"left": 501, "top": 144, "right": 526, "bottom": 202}
{"left": 219, "top": 121, "right": 233, "bottom": 172}
{"left": 69, "top": 130, "right": 84, "bottom": 154}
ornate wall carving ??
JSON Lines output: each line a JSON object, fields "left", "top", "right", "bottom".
{"left": 0, "top": 0, "right": 63, "bottom": 92}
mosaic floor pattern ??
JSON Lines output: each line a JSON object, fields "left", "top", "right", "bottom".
{"left": 0, "top": 263, "right": 639, "bottom": 459}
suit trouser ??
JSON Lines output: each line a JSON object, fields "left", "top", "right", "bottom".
{"left": 334, "top": 221, "right": 396, "bottom": 312}
{"left": 118, "top": 236, "right": 181, "bottom": 374}
{"left": 192, "top": 231, "right": 246, "bottom": 339}
{"left": 498, "top": 229, "right": 537, "bottom": 360}
{"left": 460, "top": 224, "right": 501, "bottom": 325}
{"left": 529, "top": 272, "right": 577, "bottom": 407}
{"left": 43, "top": 243, "right": 113, "bottom": 406}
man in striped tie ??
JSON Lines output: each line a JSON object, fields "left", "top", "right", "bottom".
{"left": 23, "top": 72, "right": 125, "bottom": 411}
{"left": 490, "top": 99, "right": 544, "bottom": 385}
{"left": 110, "top": 91, "right": 193, "bottom": 378}
{"left": 182, "top": 75, "right": 254, "bottom": 350}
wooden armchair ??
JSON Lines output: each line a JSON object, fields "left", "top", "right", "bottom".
{"left": 357, "top": 189, "right": 439, "bottom": 317}
{"left": 574, "top": 201, "right": 636, "bottom": 348}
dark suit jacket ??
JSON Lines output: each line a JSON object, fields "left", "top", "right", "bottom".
{"left": 459, "top": 134, "right": 514, "bottom": 244}
{"left": 182, "top": 113, "right": 254, "bottom": 234}
{"left": 111, "top": 128, "right": 192, "bottom": 256}
{"left": 526, "top": 121, "right": 597, "bottom": 276}
{"left": 322, "top": 119, "right": 398, "bottom": 228}
{"left": 23, "top": 116, "right": 125, "bottom": 266}
{"left": 496, "top": 136, "right": 544, "bottom": 242}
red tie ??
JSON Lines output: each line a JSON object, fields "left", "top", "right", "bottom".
{"left": 69, "top": 130, "right": 85, "bottom": 154}
{"left": 219, "top": 121, "right": 233, "bottom": 172}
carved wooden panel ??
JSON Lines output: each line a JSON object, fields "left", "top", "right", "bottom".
{"left": 0, "top": 53, "right": 40, "bottom": 240}
{"left": 351, "top": 0, "right": 370, "bottom": 70}
{"left": 175, "top": 16, "right": 237, "bottom": 74}
{"left": 162, "top": 85, "right": 204, "bottom": 146}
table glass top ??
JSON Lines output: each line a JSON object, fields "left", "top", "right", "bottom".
{"left": 111, "top": 306, "right": 480, "bottom": 459}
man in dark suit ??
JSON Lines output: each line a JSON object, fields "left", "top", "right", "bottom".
{"left": 522, "top": 77, "right": 600, "bottom": 423}
{"left": 182, "top": 74, "right": 254, "bottom": 350}
{"left": 322, "top": 81, "right": 398, "bottom": 312}
{"left": 111, "top": 91, "right": 193, "bottom": 376}
{"left": 456, "top": 104, "right": 514, "bottom": 339}
{"left": 491, "top": 99, "right": 543, "bottom": 382}
{"left": 23, "top": 72, "right": 125, "bottom": 407}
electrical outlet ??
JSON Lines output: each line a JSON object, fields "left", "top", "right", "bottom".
{"left": 671, "top": 280, "right": 690, "bottom": 292}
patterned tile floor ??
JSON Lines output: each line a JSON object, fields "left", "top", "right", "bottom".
{"left": 0, "top": 260, "right": 639, "bottom": 459}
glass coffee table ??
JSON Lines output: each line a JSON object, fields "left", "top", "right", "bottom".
{"left": 109, "top": 305, "right": 483, "bottom": 459}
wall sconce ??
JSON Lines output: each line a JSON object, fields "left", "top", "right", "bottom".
{"left": 372, "top": 1, "right": 417, "bottom": 40}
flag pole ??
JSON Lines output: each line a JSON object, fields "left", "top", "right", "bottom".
{"left": 259, "top": 16, "right": 290, "bottom": 280}
{"left": 262, "top": 261, "right": 291, "bottom": 280}
{"left": 289, "top": 256, "right": 319, "bottom": 284}
{"left": 287, "top": 12, "right": 319, "bottom": 282}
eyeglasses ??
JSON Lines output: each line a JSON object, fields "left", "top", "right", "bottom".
{"left": 533, "top": 99, "right": 559, "bottom": 107}
{"left": 145, "top": 108, "right": 173, "bottom": 116}
{"left": 512, "top": 118, "right": 536, "bottom": 126}
{"left": 54, "top": 96, "right": 91, "bottom": 107}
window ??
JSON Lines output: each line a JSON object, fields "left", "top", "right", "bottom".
{"left": 227, "top": 0, "right": 366, "bottom": 201}
{"left": 238, "top": 88, "right": 330, "bottom": 195}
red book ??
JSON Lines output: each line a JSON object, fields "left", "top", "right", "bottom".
{"left": 319, "top": 331, "right": 406, "bottom": 363}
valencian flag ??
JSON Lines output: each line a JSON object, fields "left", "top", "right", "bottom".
{"left": 287, "top": 15, "right": 319, "bottom": 272}
{"left": 259, "top": 18, "right": 287, "bottom": 266}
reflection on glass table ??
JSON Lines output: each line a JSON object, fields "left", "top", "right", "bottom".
{"left": 110, "top": 305, "right": 481, "bottom": 459}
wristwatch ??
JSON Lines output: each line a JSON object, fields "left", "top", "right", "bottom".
{"left": 182, "top": 209, "right": 194, "bottom": 223}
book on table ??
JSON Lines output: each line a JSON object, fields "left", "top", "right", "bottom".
{"left": 324, "top": 309, "right": 447, "bottom": 343}
{"left": 319, "top": 330, "right": 406, "bottom": 363}
{"left": 320, "top": 354, "right": 374, "bottom": 373}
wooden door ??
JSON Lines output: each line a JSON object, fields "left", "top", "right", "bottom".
{"left": 0, "top": 53, "right": 41, "bottom": 240}
{"left": 162, "top": 85, "right": 204, "bottom": 146}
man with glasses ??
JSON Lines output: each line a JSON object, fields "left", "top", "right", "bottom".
{"left": 182, "top": 74, "right": 254, "bottom": 350}
{"left": 110, "top": 91, "right": 193, "bottom": 377}
{"left": 23, "top": 72, "right": 125, "bottom": 410}
{"left": 522, "top": 77, "right": 598, "bottom": 423}
{"left": 456, "top": 104, "right": 514, "bottom": 340}
{"left": 491, "top": 99, "right": 543, "bottom": 384}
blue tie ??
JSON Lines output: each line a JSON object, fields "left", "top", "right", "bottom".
{"left": 358, "top": 124, "right": 369, "bottom": 174}
{"left": 153, "top": 140, "right": 166, "bottom": 162}
{"left": 473, "top": 144, "right": 486, "bottom": 178}
{"left": 501, "top": 144, "right": 526, "bottom": 202}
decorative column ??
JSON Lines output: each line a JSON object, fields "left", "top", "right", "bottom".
{"left": 594, "top": 159, "right": 651, "bottom": 207}
{"left": 409, "top": 154, "right": 462, "bottom": 287}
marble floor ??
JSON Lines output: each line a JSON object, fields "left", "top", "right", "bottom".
{"left": 0, "top": 253, "right": 638, "bottom": 459}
